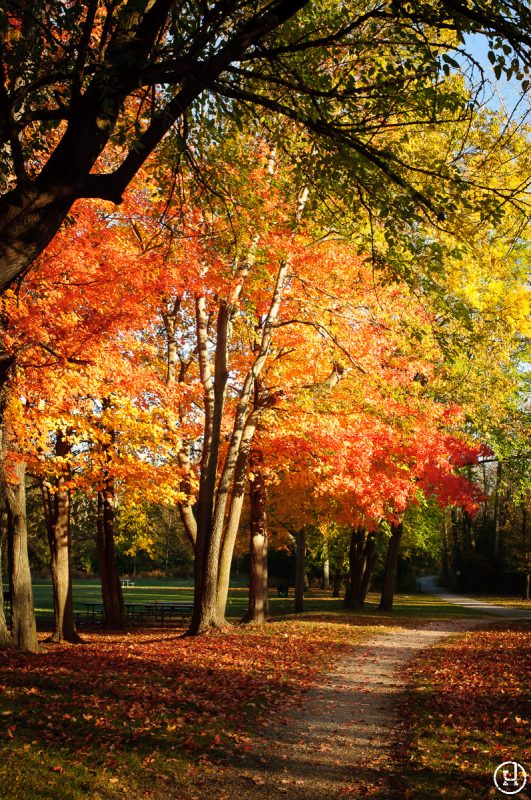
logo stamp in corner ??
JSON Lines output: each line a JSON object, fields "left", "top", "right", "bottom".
{"left": 494, "top": 762, "right": 527, "bottom": 795}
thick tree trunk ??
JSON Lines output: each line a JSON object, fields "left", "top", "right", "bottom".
{"left": 189, "top": 296, "right": 228, "bottom": 635}
{"left": 379, "top": 522, "right": 403, "bottom": 612}
{"left": 0, "top": 352, "right": 37, "bottom": 652}
{"left": 5, "top": 461, "right": 39, "bottom": 652}
{"left": 96, "top": 484, "right": 124, "bottom": 630}
{"left": 295, "top": 529, "right": 306, "bottom": 613}
{"left": 344, "top": 528, "right": 375, "bottom": 610}
{"left": 332, "top": 570, "right": 342, "bottom": 597}
{"left": 214, "top": 489, "right": 245, "bottom": 626}
{"left": 242, "top": 449, "right": 269, "bottom": 624}
{"left": 6, "top": 505, "right": 13, "bottom": 628}
{"left": 42, "top": 432, "right": 80, "bottom": 643}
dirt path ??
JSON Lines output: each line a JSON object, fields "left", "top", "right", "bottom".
{"left": 206, "top": 618, "right": 482, "bottom": 800}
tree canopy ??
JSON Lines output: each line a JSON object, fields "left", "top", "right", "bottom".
{"left": 0, "top": 0, "right": 530, "bottom": 289}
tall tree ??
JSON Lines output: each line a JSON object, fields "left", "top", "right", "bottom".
{"left": 2, "top": 395, "right": 39, "bottom": 652}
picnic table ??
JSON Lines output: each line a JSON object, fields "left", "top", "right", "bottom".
{"left": 144, "top": 601, "right": 193, "bottom": 626}
{"left": 124, "top": 602, "right": 149, "bottom": 624}
{"left": 120, "top": 579, "right": 135, "bottom": 588}
{"left": 78, "top": 601, "right": 105, "bottom": 624}
{"left": 76, "top": 600, "right": 193, "bottom": 626}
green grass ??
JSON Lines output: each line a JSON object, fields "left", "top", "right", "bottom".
{"left": 23, "top": 580, "right": 502, "bottom": 630}
{"left": 462, "top": 593, "right": 531, "bottom": 609}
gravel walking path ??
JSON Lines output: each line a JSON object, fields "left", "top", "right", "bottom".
{"left": 203, "top": 587, "right": 529, "bottom": 800}
{"left": 219, "top": 619, "right": 481, "bottom": 800}
{"left": 419, "top": 576, "right": 531, "bottom": 619}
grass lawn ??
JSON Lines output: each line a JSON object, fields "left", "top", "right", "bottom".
{"left": 463, "top": 594, "right": 531, "bottom": 609}
{"left": 25, "top": 580, "right": 500, "bottom": 630}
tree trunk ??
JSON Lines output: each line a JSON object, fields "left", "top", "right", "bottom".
{"left": 242, "top": 449, "right": 269, "bottom": 624}
{"left": 6, "top": 504, "right": 13, "bottom": 629}
{"left": 216, "top": 414, "right": 258, "bottom": 624}
{"left": 5, "top": 460, "right": 39, "bottom": 652}
{"left": 190, "top": 263, "right": 288, "bottom": 635}
{"left": 163, "top": 300, "right": 197, "bottom": 551}
{"left": 344, "top": 529, "right": 375, "bottom": 610}
{"left": 96, "top": 483, "right": 124, "bottom": 630}
{"left": 379, "top": 522, "right": 403, "bottom": 612}
{"left": 321, "top": 552, "right": 330, "bottom": 590}
{"left": 41, "top": 431, "right": 80, "bottom": 643}
{"left": 332, "top": 570, "right": 342, "bottom": 597}
{"left": 492, "top": 461, "right": 503, "bottom": 588}
{"left": 0, "top": 510, "right": 12, "bottom": 647}
{"left": 344, "top": 528, "right": 365, "bottom": 609}
{"left": 358, "top": 534, "right": 377, "bottom": 608}
{"left": 295, "top": 529, "right": 306, "bottom": 613}
{"left": 189, "top": 296, "right": 229, "bottom": 634}
{"left": 522, "top": 504, "right": 529, "bottom": 601}
{"left": 441, "top": 510, "right": 450, "bottom": 582}
{"left": 523, "top": 572, "right": 530, "bottom": 601}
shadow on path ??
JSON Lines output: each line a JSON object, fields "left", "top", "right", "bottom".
{"left": 208, "top": 619, "right": 484, "bottom": 800}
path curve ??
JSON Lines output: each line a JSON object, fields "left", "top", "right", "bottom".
{"left": 208, "top": 588, "right": 529, "bottom": 800}
{"left": 419, "top": 575, "right": 531, "bottom": 619}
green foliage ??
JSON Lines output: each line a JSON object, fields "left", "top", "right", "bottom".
{"left": 114, "top": 501, "right": 194, "bottom": 577}
{"left": 402, "top": 499, "right": 445, "bottom": 562}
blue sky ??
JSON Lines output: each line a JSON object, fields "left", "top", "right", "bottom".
{"left": 463, "top": 34, "right": 529, "bottom": 117}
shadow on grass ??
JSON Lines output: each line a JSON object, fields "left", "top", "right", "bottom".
{"left": 0, "top": 618, "right": 376, "bottom": 799}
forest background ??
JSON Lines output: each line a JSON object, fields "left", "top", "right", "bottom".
{"left": 0, "top": 1, "right": 530, "bottom": 652}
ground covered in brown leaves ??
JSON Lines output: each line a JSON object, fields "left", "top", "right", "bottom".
{"left": 1, "top": 616, "right": 528, "bottom": 800}
{"left": 0, "top": 617, "right": 379, "bottom": 800}
{"left": 396, "top": 622, "right": 530, "bottom": 800}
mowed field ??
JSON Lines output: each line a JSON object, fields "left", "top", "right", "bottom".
{"left": 22, "top": 579, "right": 527, "bottom": 629}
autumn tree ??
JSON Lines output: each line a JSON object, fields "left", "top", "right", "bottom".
{"left": 0, "top": 201, "right": 189, "bottom": 642}
{"left": 254, "top": 242, "right": 487, "bottom": 613}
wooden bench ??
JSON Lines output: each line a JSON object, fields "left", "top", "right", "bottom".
{"left": 120, "top": 579, "right": 135, "bottom": 588}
